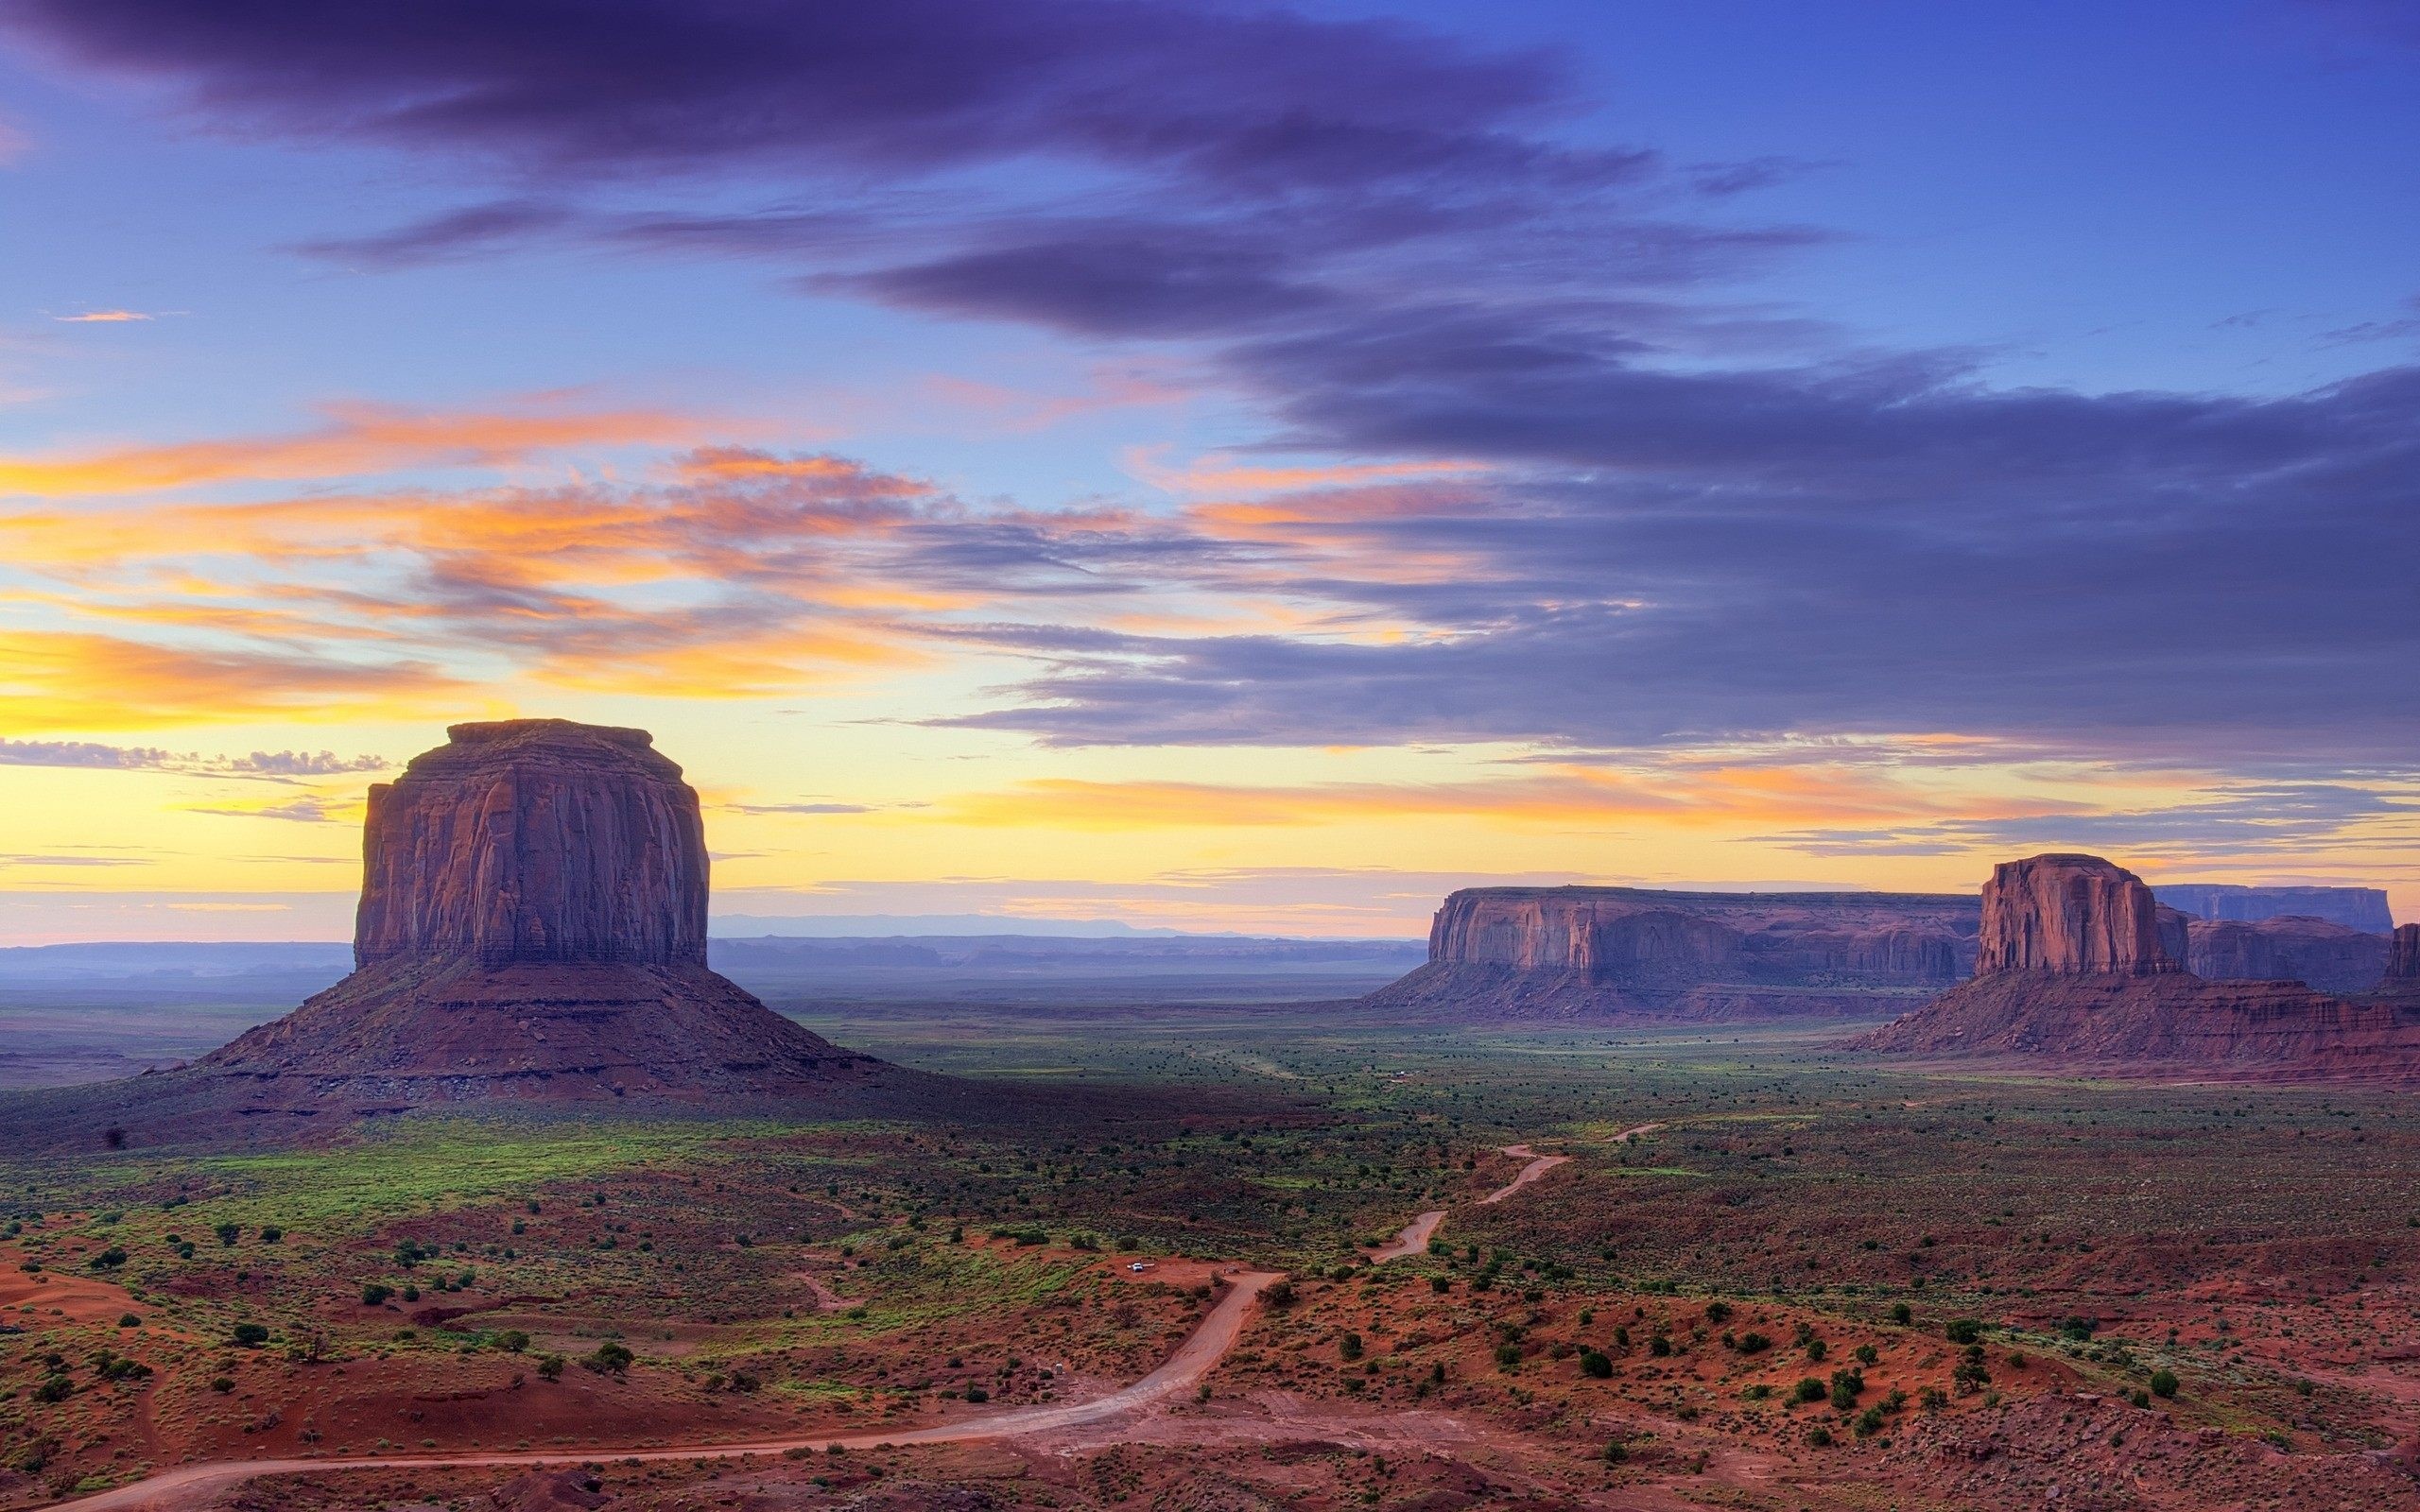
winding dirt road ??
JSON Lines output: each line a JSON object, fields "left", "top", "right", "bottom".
{"left": 50, "top": 1274, "right": 1278, "bottom": 1512}
{"left": 1478, "top": 1143, "right": 1570, "bottom": 1205}
{"left": 1367, "top": 1122, "right": 1660, "bottom": 1263}
{"left": 53, "top": 1123, "right": 1662, "bottom": 1510}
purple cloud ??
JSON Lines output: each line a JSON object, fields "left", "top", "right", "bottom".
{"left": 9, "top": 0, "right": 2414, "bottom": 786}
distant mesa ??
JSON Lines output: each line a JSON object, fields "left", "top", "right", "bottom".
{"left": 1357, "top": 885, "right": 1980, "bottom": 1022}
{"left": 1861, "top": 853, "right": 2420, "bottom": 1079}
{"left": 2154, "top": 881, "right": 2394, "bottom": 936}
{"left": 2187, "top": 915, "right": 2391, "bottom": 996}
{"left": 7, "top": 719, "right": 925, "bottom": 1148}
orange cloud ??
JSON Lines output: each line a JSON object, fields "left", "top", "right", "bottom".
{"left": 0, "top": 629, "right": 471, "bottom": 730}
{"left": 0, "top": 397, "right": 708, "bottom": 497}
{"left": 53, "top": 310, "right": 153, "bottom": 324}
{"left": 932, "top": 764, "right": 1996, "bottom": 832}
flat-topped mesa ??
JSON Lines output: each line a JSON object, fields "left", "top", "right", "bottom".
{"left": 354, "top": 719, "right": 707, "bottom": 970}
{"left": 1361, "top": 885, "right": 1980, "bottom": 1020}
{"left": 2155, "top": 882, "right": 2394, "bottom": 936}
{"left": 1977, "top": 854, "right": 2182, "bottom": 976}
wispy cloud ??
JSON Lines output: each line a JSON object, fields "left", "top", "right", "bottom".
{"left": 186, "top": 796, "right": 350, "bottom": 823}
{"left": 0, "top": 629, "right": 467, "bottom": 731}
{"left": 0, "top": 738, "right": 387, "bottom": 778}
{"left": 51, "top": 309, "right": 153, "bottom": 323}
{"left": 0, "top": 394, "right": 705, "bottom": 497}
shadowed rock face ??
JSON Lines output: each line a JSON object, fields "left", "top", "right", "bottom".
{"left": 2187, "top": 916, "right": 2392, "bottom": 995}
{"left": 1361, "top": 885, "right": 1979, "bottom": 1020}
{"left": 2155, "top": 883, "right": 2394, "bottom": 936}
{"left": 354, "top": 720, "right": 707, "bottom": 969}
{"left": 1978, "top": 854, "right": 2181, "bottom": 976}
{"left": 2385, "top": 925, "right": 2420, "bottom": 997}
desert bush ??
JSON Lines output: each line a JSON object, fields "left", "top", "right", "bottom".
{"left": 231, "top": 1323, "right": 269, "bottom": 1348}
{"left": 1790, "top": 1376, "right": 1825, "bottom": 1405}
{"left": 1580, "top": 1349, "right": 1612, "bottom": 1379}
{"left": 582, "top": 1342, "right": 634, "bottom": 1375}
{"left": 2149, "top": 1368, "right": 2178, "bottom": 1399}
{"left": 1945, "top": 1318, "right": 1984, "bottom": 1344}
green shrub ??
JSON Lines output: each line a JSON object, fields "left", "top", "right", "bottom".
{"left": 1790, "top": 1376, "right": 1826, "bottom": 1405}
{"left": 231, "top": 1323, "right": 269, "bottom": 1348}
{"left": 583, "top": 1342, "right": 634, "bottom": 1375}
{"left": 1945, "top": 1318, "right": 1984, "bottom": 1345}
{"left": 2149, "top": 1368, "right": 2178, "bottom": 1399}
{"left": 1579, "top": 1350, "right": 1613, "bottom": 1379}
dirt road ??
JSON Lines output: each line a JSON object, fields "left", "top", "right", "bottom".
{"left": 1369, "top": 1122, "right": 1660, "bottom": 1262}
{"left": 1478, "top": 1143, "right": 1569, "bottom": 1205}
{"left": 54, "top": 1124, "right": 1652, "bottom": 1510}
{"left": 47, "top": 1273, "right": 1279, "bottom": 1512}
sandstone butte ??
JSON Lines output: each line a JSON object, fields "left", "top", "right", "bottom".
{"left": 1357, "top": 885, "right": 1981, "bottom": 1021}
{"left": 1860, "top": 853, "right": 2420, "bottom": 1079}
{"left": 0, "top": 719, "right": 933, "bottom": 1153}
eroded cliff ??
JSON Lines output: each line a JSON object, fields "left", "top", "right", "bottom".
{"left": 1361, "top": 885, "right": 1979, "bottom": 1020}
{"left": 1863, "top": 853, "right": 2420, "bottom": 1079}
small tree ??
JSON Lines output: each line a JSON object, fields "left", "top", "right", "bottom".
{"left": 582, "top": 1342, "right": 634, "bottom": 1376}
{"left": 2149, "top": 1368, "right": 2179, "bottom": 1399}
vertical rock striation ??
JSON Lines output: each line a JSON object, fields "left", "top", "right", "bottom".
{"left": 354, "top": 719, "right": 707, "bottom": 969}
{"left": 1976, "top": 854, "right": 2181, "bottom": 976}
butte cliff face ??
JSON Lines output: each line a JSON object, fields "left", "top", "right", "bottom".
{"left": 1975, "top": 854, "right": 2182, "bottom": 975}
{"left": 1863, "top": 853, "right": 2420, "bottom": 1079}
{"left": 16, "top": 720, "right": 921, "bottom": 1146}
{"left": 1359, "top": 886, "right": 1979, "bottom": 1021}
{"left": 354, "top": 720, "right": 708, "bottom": 969}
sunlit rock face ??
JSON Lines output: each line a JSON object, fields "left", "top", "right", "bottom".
{"left": 1976, "top": 854, "right": 2182, "bottom": 976}
{"left": 354, "top": 719, "right": 708, "bottom": 969}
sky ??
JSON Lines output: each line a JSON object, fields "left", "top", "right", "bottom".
{"left": 0, "top": 0, "right": 2414, "bottom": 944}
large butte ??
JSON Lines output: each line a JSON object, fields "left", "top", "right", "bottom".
{"left": 9, "top": 720, "right": 931, "bottom": 1150}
